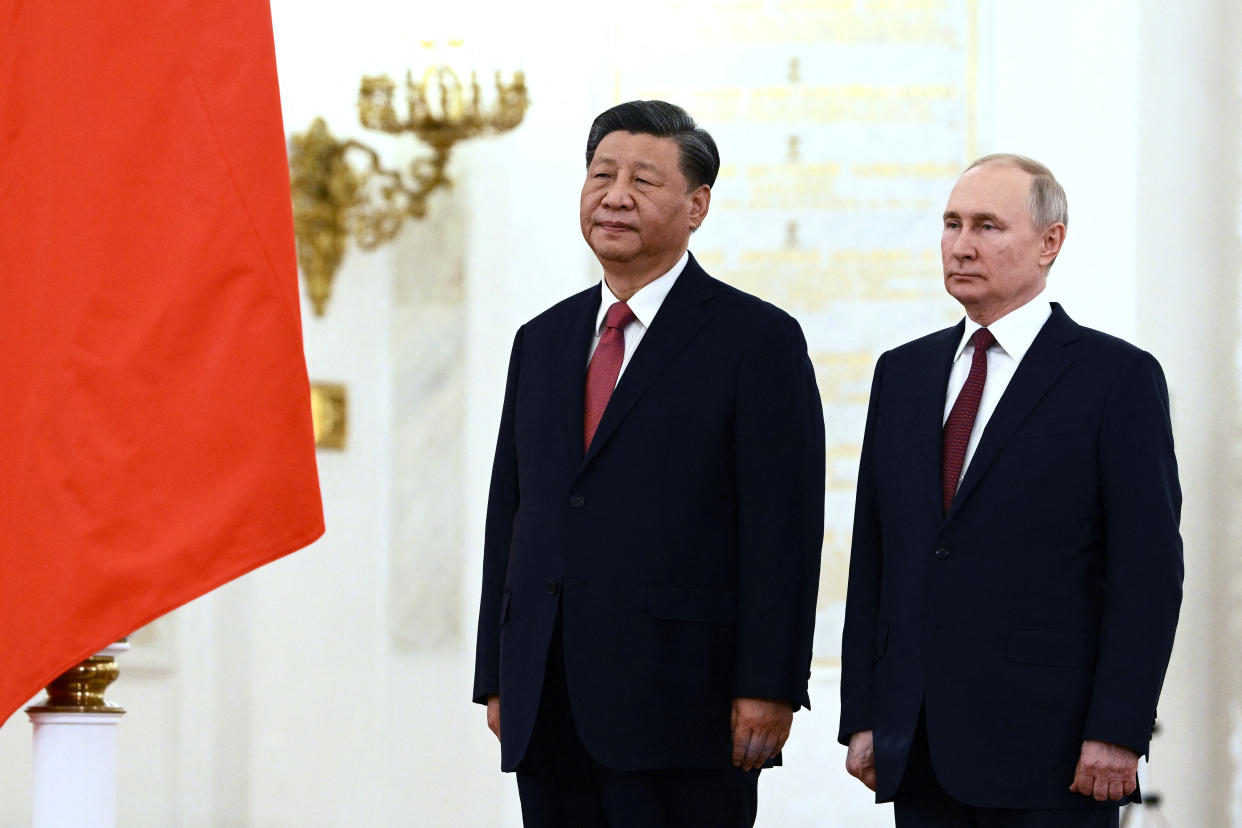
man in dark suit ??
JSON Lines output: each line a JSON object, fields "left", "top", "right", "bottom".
{"left": 472, "top": 100, "right": 825, "bottom": 827}
{"left": 839, "top": 154, "right": 1183, "bottom": 826}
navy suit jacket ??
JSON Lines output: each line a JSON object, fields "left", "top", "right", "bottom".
{"left": 839, "top": 303, "right": 1183, "bottom": 810}
{"left": 473, "top": 253, "right": 825, "bottom": 773}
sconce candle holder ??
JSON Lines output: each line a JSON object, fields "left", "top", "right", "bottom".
{"left": 290, "top": 64, "right": 528, "bottom": 315}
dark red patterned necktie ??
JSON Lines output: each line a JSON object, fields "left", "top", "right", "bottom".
{"left": 584, "top": 301, "right": 635, "bottom": 451}
{"left": 942, "top": 327, "right": 996, "bottom": 513}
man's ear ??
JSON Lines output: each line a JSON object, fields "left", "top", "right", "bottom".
{"left": 688, "top": 185, "right": 711, "bottom": 232}
{"left": 1039, "top": 222, "right": 1066, "bottom": 266}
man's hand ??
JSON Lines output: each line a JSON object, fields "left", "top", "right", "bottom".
{"left": 731, "top": 697, "right": 793, "bottom": 771}
{"left": 845, "top": 730, "right": 877, "bottom": 791}
{"left": 1069, "top": 739, "right": 1139, "bottom": 801}
{"left": 486, "top": 695, "right": 501, "bottom": 742}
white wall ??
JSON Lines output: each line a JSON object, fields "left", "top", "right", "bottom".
{"left": 984, "top": 1, "right": 1141, "bottom": 338}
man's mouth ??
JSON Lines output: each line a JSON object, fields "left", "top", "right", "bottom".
{"left": 597, "top": 220, "right": 635, "bottom": 232}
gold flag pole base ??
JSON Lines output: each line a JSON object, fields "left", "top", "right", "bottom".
{"left": 27, "top": 640, "right": 129, "bottom": 715}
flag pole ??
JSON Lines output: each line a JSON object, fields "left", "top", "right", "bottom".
{"left": 26, "top": 640, "right": 129, "bottom": 828}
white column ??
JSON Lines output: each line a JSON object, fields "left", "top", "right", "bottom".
{"left": 30, "top": 713, "right": 124, "bottom": 828}
{"left": 27, "top": 641, "right": 129, "bottom": 828}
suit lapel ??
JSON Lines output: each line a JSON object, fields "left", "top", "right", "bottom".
{"left": 552, "top": 287, "right": 601, "bottom": 463}
{"left": 580, "top": 254, "right": 717, "bottom": 470}
{"left": 915, "top": 323, "right": 965, "bottom": 522}
{"left": 946, "top": 303, "right": 1080, "bottom": 521}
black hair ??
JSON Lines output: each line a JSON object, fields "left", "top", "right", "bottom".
{"left": 584, "top": 100, "right": 720, "bottom": 190}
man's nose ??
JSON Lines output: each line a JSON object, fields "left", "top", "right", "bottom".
{"left": 601, "top": 180, "right": 634, "bottom": 209}
{"left": 951, "top": 231, "right": 976, "bottom": 259}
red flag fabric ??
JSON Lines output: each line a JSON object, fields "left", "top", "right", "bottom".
{"left": 0, "top": 0, "right": 325, "bottom": 724}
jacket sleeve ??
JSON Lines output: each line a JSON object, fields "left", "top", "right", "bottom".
{"left": 837, "top": 352, "right": 886, "bottom": 745}
{"left": 1081, "top": 349, "right": 1183, "bottom": 755}
{"left": 729, "top": 312, "right": 826, "bottom": 710}
{"left": 472, "top": 327, "right": 524, "bottom": 705}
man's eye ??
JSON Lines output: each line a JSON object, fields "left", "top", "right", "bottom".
{"left": 981, "top": 223, "right": 997, "bottom": 230}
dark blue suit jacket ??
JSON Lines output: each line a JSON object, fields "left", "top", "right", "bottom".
{"left": 473, "top": 254, "right": 825, "bottom": 772}
{"left": 839, "top": 303, "right": 1183, "bottom": 810}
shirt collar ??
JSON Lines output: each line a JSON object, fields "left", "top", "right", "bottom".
{"left": 595, "top": 250, "right": 689, "bottom": 333}
{"left": 953, "top": 294, "right": 1053, "bottom": 364}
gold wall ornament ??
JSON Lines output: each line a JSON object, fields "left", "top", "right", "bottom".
{"left": 310, "top": 381, "right": 348, "bottom": 450}
{"left": 289, "top": 119, "right": 359, "bottom": 317}
{"left": 289, "top": 62, "right": 529, "bottom": 316}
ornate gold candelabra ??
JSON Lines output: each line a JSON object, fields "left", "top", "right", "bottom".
{"left": 290, "top": 60, "right": 528, "bottom": 315}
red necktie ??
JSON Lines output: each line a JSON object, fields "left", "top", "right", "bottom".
{"left": 584, "top": 301, "right": 635, "bottom": 451}
{"left": 942, "top": 327, "right": 996, "bottom": 513}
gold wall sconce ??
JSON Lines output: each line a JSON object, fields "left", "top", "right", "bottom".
{"left": 289, "top": 55, "right": 529, "bottom": 315}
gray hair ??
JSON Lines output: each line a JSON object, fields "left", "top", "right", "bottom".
{"left": 966, "top": 153, "right": 1068, "bottom": 230}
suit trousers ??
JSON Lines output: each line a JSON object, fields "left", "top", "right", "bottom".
{"left": 893, "top": 709, "right": 1119, "bottom": 828}
{"left": 515, "top": 605, "right": 760, "bottom": 828}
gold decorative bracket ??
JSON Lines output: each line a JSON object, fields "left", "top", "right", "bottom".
{"left": 310, "top": 381, "right": 348, "bottom": 450}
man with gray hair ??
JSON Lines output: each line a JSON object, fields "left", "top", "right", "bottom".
{"left": 839, "top": 154, "right": 1183, "bottom": 826}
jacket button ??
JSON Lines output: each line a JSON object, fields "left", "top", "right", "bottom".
{"left": 569, "top": 494, "right": 585, "bottom": 508}
{"left": 546, "top": 581, "right": 559, "bottom": 596}
{"left": 934, "top": 548, "right": 950, "bottom": 560}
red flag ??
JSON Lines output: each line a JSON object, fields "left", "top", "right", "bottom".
{"left": 0, "top": 0, "right": 324, "bottom": 723}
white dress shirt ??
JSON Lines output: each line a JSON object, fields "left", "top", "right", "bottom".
{"left": 586, "top": 250, "right": 689, "bottom": 381}
{"left": 943, "top": 296, "right": 1053, "bottom": 483}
